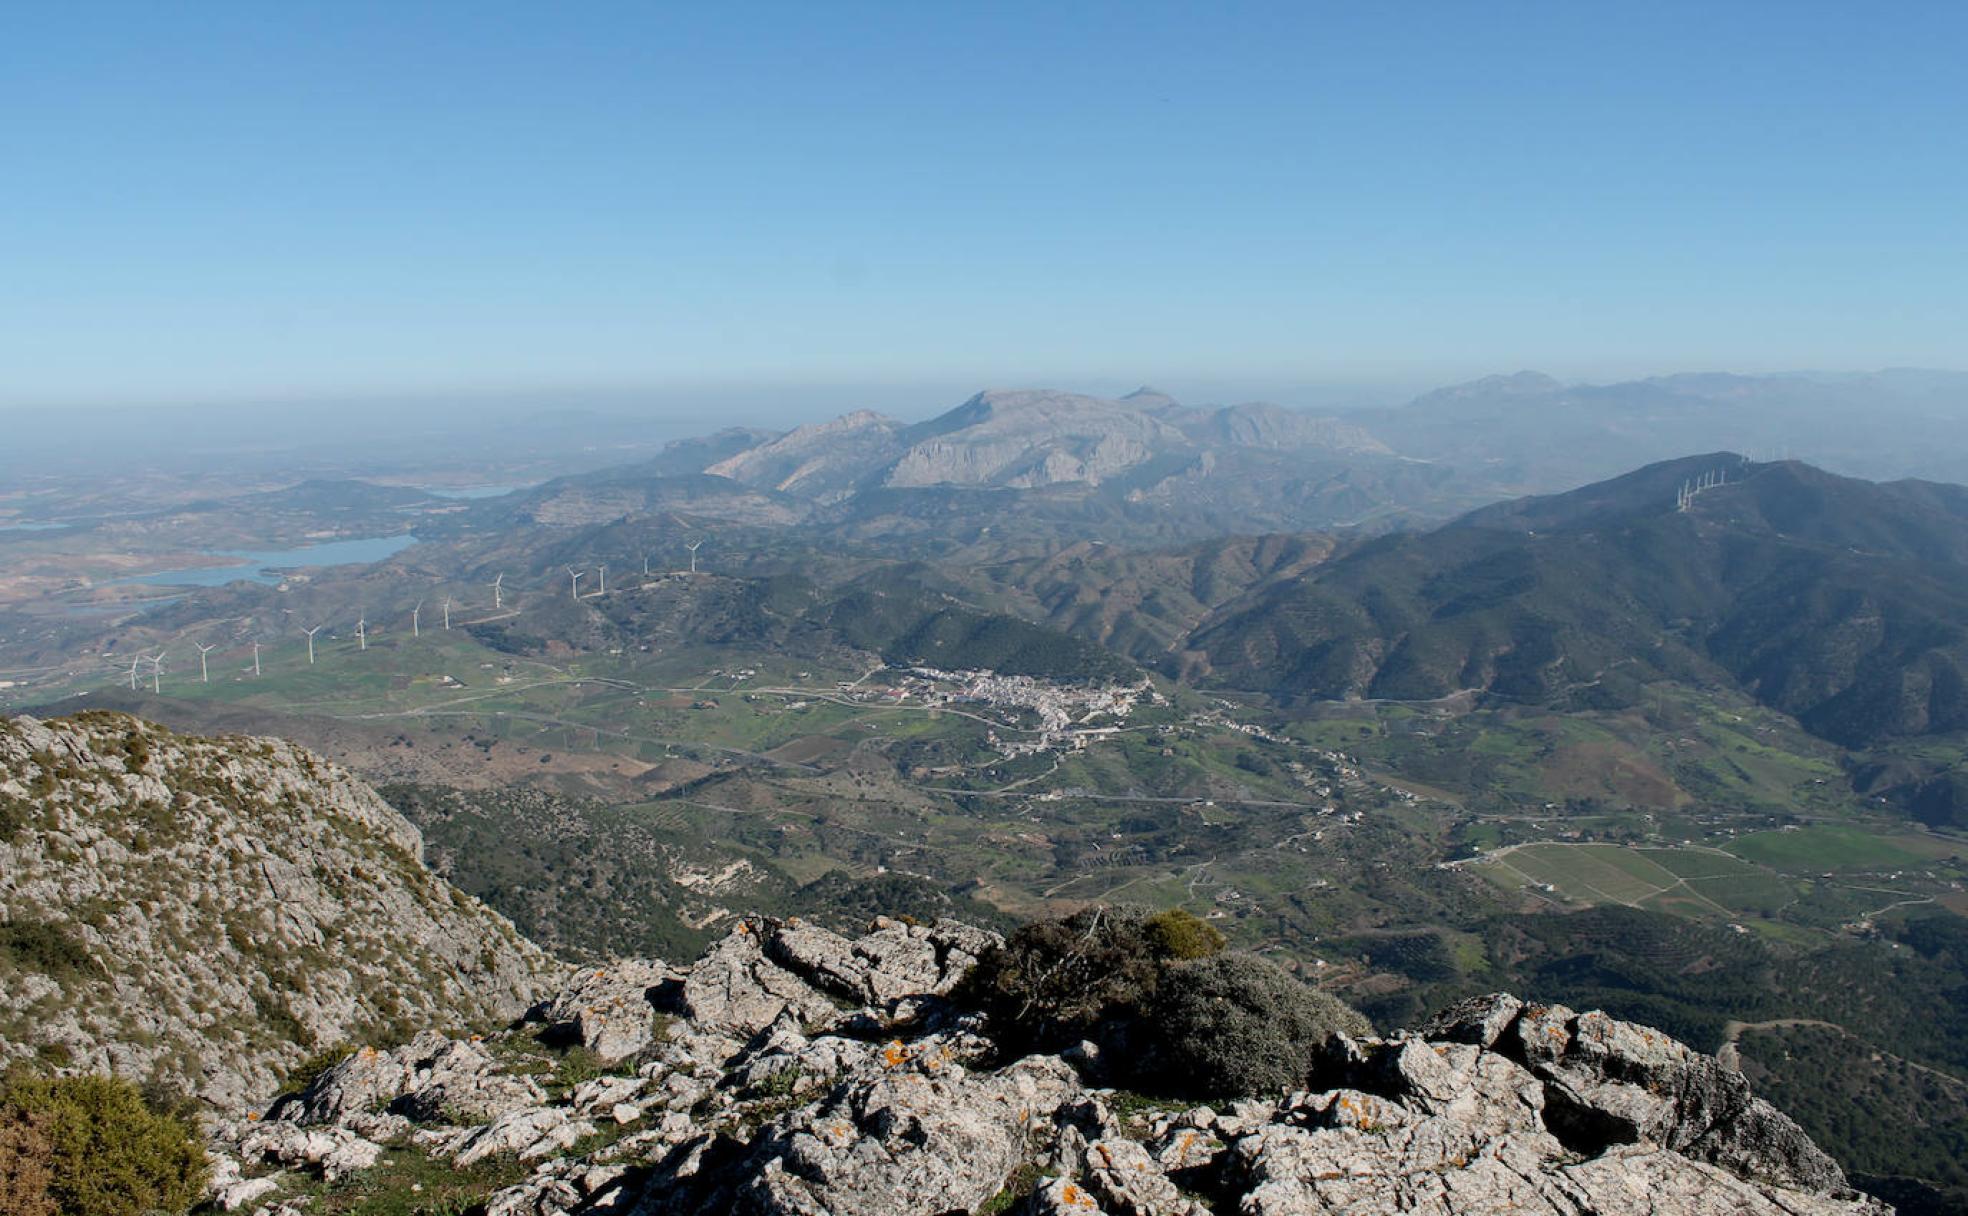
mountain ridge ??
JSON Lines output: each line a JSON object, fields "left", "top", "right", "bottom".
{"left": 1186, "top": 455, "right": 1968, "bottom": 745}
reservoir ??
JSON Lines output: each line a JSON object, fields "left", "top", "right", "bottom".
{"left": 112, "top": 533, "right": 419, "bottom": 588}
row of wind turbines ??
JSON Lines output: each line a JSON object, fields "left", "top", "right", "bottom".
{"left": 564, "top": 543, "right": 702, "bottom": 601}
{"left": 119, "top": 540, "right": 711, "bottom": 693}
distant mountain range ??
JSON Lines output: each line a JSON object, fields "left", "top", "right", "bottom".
{"left": 1356, "top": 367, "right": 1968, "bottom": 488}
{"left": 474, "top": 386, "right": 1420, "bottom": 545}
{"left": 421, "top": 370, "right": 1968, "bottom": 548}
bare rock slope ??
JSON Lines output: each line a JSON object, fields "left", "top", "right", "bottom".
{"left": 0, "top": 712, "right": 558, "bottom": 1107}
{"left": 210, "top": 916, "right": 1887, "bottom": 1216}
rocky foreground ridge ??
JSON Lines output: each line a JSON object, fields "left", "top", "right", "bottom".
{"left": 0, "top": 712, "right": 557, "bottom": 1106}
{"left": 211, "top": 915, "right": 1887, "bottom": 1216}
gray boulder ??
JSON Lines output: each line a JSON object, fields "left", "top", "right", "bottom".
{"left": 680, "top": 919, "right": 845, "bottom": 1036}
{"left": 537, "top": 960, "right": 677, "bottom": 1062}
{"left": 270, "top": 1030, "right": 543, "bottom": 1127}
{"left": 763, "top": 916, "right": 1001, "bottom": 1006}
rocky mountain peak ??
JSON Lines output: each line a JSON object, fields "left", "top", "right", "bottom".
{"left": 1120, "top": 385, "right": 1180, "bottom": 410}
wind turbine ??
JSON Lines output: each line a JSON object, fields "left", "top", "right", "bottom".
{"left": 147, "top": 650, "right": 165, "bottom": 694}
{"left": 252, "top": 641, "right": 261, "bottom": 677}
{"left": 597, "top": 565, "right": 606, "bottom": 596}
{"left": 442, "top": 598, "right": 452, "bottom": 630}
{"left": 412, "top": 600, "right": 423, "bottom": 638}
{"left": 567, "top": 567, "right": 583, "bottom": 600}
{"left": 642, "top": 554, "right": 650, "bottom": 578}
{"left": 686, "top": 540, "right": 703, "bottom": 574}
{"left": 356, "top": 616, "right": 367, "bottom": 651}
{"left": 127, "top": 656, "right": 141, "bottom": 690}
{"left": 194, "top": 641, "right": 216, "bottom": 683}
{"left": 492, "top": 573, "right": 504, "bottom": 610}
{"left": 303, "top": 625, "right": 322, "bottom": 664}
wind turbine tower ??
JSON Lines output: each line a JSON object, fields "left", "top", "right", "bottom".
{"left": 412, "top": 600, "right": 423, "bottom": 638}
{"left": 148, "top": 650, "right": 165, "bottom": 694}
{"left": 568, "top": 567, "right": 583, "bottom": 600}
{"left": 252, "top": 641, "right": 261, "bottom": 677}
{"left": 493, "top": 573, "right": 504, "bottom": 610}
{"left": 194, "top": 641, "right": 216, "bottom": 683}
{"left": 442, "top": 599, "right": 452, "bottom": 630}
{"left": 303, "top": 625, "right": 322, "bottom": 664}
{"left": 598, "top": 565, "right": 606, "bottom": 596}
{"left": 357, "top": 616, "right": 367, "bottom": 651}
{"left": 127, "top": 656, "right": 141, "bottom": 690}
{"left": 686, "top": 540, "right": 703, "bottom": 574}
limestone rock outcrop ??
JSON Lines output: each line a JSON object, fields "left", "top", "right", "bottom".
{"left": 195, "top": 918, "right": 1886, "bottom": 1216}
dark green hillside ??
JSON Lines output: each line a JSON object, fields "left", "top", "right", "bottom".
{"left": 808, "top": 571, "right": 1139, "bottom": 682}
{"left": 462, "top": 562, "right": 1138, "bottom": 685}
{"left": 927, "top": 533, "right": 1341, "bottom": 668}
{"left": 1190, "top": 456, "right": 1968, "bottom": 745}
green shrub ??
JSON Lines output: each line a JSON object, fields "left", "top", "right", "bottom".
{"left": 0, "top": 921, "right": 99, "bottom": 981}
{"left": 0, "top": 794, "right": 31, "bottom": 843}
{"left": 1142, "top": 908, "right": 1226, "bottom": 961}
{"left": 0, "top": 1105, "right": 58, "bottom": 1216}
{"left": 958, "top": 907, "right": 1164, "bottom": 1052}
{"left": 1140, "top": 954, "right": 1372, "bottom": 1099}
{"left": 0, "top": 1074, "right": 208, "bottom": 1216}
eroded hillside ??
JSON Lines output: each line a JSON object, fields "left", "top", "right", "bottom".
{"left": 0, "top": 712, "right": 559, "bottom": 1106}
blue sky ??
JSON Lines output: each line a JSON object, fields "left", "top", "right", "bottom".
{"left": 2, "top": 2, "right": 1963, "bottom": 414}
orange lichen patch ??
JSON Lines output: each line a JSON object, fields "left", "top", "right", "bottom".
{"left": 1060, "top": 1183, "right": 1096, "bottom": 1209}
{"left": 359, "top": 1045, "right": 379, "bottom": 1060}
{"left": 593, "top": 969, "right": 609, "bottom": 979}
{"left": 470, "top": 1034, "right": 484, "bottom": 1042}
{"left": 1332, "top": 1092, "right": 1392, "bottom": 1132}
{"left": 883, "top": 1040, "right": 908, "bottom": 1068}
{"left": 787, "top": 916, "right": 802, "bottom": 927}
{"left": 246, "top": 1111, "right": 260, "bottom": 1122}
{"left": 737, "top": 922, "right": 751, "bottom": 935}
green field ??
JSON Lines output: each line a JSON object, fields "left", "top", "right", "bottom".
{"left": 1726, "top": 826, "right": 1937, "bottom": 873}
{"left": 1477, "top": 841, "right": 1813, "bottom": 923}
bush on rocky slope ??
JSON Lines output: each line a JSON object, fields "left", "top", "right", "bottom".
{"left": 958, "top": 906, "right": 1199, "bottom": 1053}
{"left": 960, "top": 904, "right": 1365, "bottom": 1097}
{"left": 0, "top": 1105, "right": 58, "bottom": 1216}
{"left": 1142, "top": 953, "right": 1373, "bottom": 1098}
{"left": 0, "top": 1073, "right": 207, "bottom": 1216}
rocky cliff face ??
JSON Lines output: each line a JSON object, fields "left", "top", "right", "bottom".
{"left": 684, "top": 388, "right": 1391, "bottom": 498}
{"left": 0, "top": 712, "right": 558, "bottom": 1107}
{"left": 207, "top": 916, "right": 1887, "bottom": 1216}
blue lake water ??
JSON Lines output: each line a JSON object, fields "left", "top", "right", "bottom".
{"left": 0, "top": 521, "right": 71, "bottom": 533}
{"left": 112, "top": 533, "right": 419, "bottom": 588}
